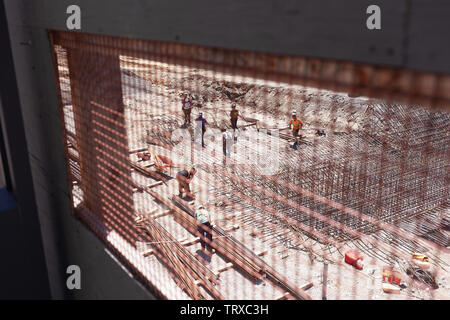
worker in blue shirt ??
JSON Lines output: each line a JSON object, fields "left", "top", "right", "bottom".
{"left": 195, "top": 111, "right": 207, "bottom": 148}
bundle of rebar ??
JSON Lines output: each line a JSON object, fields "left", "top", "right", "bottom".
{"left": 171, "top": 195, "right": 312, "bottom": 300}
{"left": 129, "top": 159, "right": 169, "bottom": 182}
{"left": 135, "top": 213, "right": 224, "bottom": 300}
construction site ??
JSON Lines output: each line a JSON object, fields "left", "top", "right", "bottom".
{"left": 46, "top": 31, "right": 450, "bottom": 300}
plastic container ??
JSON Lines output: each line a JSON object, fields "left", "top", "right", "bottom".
{"left": 382, "top": 266, "right": 402, "bottom": 285}
{"left": 345, "top": 250, "right": 364, "bottom": 270}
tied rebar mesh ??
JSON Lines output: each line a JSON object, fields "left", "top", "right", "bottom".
{"left": 50, "top": 31, "right": 449, "bottom": 300}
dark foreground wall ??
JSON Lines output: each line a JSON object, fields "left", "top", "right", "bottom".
{"left": 0, "top": 0, "right": 449, "bottom": 299}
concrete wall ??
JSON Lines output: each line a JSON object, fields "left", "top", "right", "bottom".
{"left": 0, "top": 146, "right": 4, "bottom": 188}
{"left": 1, "top": 0, "right": 449, "bottom": 299}
{"left": 2, "top": 0, "right": 156, "bottom": 299}
{"left": 6, "top": 0, "right": 450, "bottom": 74}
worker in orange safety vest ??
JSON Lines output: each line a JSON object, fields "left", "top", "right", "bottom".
{"left": 289, "top": 111, "right": 303, "bottom": 148}
{"left": 289, "top": 111, "right": 303, "bottom": 137}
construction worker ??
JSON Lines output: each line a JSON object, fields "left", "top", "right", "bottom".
{"left": 221, "top": 128, "right": 233, "bottom": 162}
{"left": 230, "top": 103, "right": 239, "bottom": 130}
{"left": 230, "top": 103, "right": 240, "bottom": 142}
{"left": 181, "top": 93, "right": 192, "bottom": 126}
{"left": 289, "top": 110, "right": 303, "bottom": 148}
{"left": 176, "top": 166, "right": 197, "bottom": 199}
{"left": 195, "top": 204, "right": 213, "bottom": 262}
{"left": 195, "top": 111, "right": 207, "bottom": 148}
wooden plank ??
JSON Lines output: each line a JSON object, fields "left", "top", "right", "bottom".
{"left": 300, "top": 282, "right": 314, "bottom": 291}
{"left": 150, "top": 209, "right": 171, "bottom": 219}
{"left": 129, "top": 160, "right": 169, "bottom": 182}
{"left": 129, "top": 146, "right": 148, "bottom": 154}
{"left": 181, "top": 237, "right": 201, "bottom": 246}
{"left": 136, "top": 208, "right": 158, "bottom": 217}
{"left": 382, "top": 282, "right": 401, "bottom": 294}
{"left": 215, "top": 262, "right": 234, "bottom": 276}
{"left": 275, "top": 292, "right": 290, "bottom": 300}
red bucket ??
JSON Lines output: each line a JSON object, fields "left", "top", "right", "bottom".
{"left": 345, "top": 250, "right": 364, "bottom": 270}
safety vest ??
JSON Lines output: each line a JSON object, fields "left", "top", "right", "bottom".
{"left": 195, "top": 209, "right": 211, "bottom": 224}
{"left": 290, "top": 118, "right": 301, "bottom": 130}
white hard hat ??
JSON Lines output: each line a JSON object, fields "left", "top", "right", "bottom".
{"left": 197, "top": 204, "right": 205, "bottom": 210}
{"left": 292, "top": 110, "right": 297, "bottom": 115}
{"left": 355, "top": 259, "right": 364, "bottom": 269}
{"left": 232, "top": 103, "right": 236, "bottom": 108}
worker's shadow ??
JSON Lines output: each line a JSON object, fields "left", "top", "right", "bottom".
{"left": 158, "top": 171, "right": 173, "bottom": 181}
{"left": 196, "top": 249, "right": 212, "bottom": 263}
{"left": 180, "top": 195, "right": 195, "bottom": 202}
